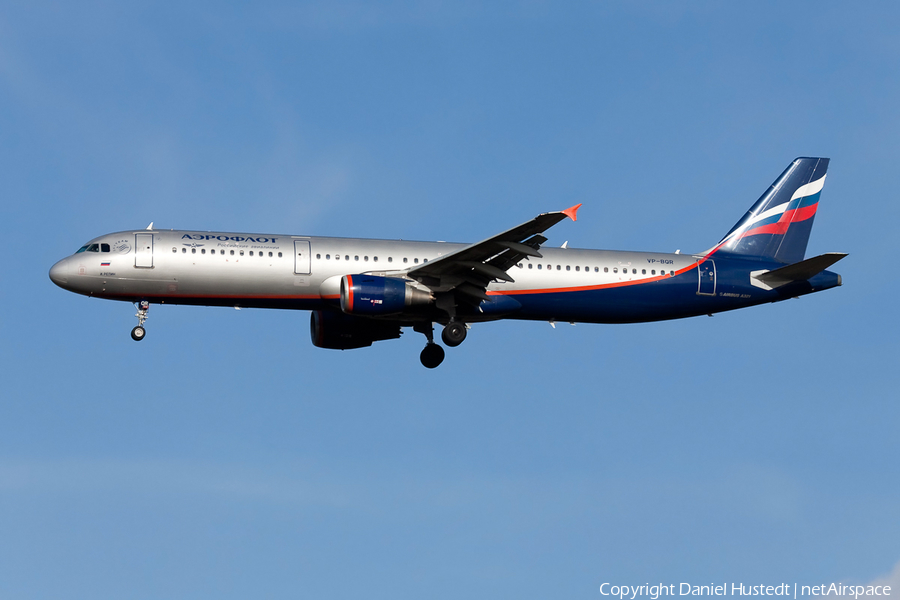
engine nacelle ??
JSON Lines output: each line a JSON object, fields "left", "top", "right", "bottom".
{"left": 310, "top": 310, "right": 402, "bottom": 350}
{"left": 340, "top": 275, "right": 432, "bottom": 316}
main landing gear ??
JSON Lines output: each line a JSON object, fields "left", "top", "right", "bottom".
{"left": 131, "top": 300, "right": 149, "bottom": 341}
{"left": 420, "top": 343, "right": 445, "bottom": 369}
{"left": 441, "top": 321, "right": 467, "bottom": 347}
{"left": 414, "top": 321, "right": 468, "bottom": 368}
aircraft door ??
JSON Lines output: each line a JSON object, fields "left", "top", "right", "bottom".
{"left": 135, "top": 233, "right": 154, "bottom": 268}
{"left": 294, "top": 240, "right": 311, "bottom": 275}
{"left": 697, "top": 260, "right": 716, "bottom": 296}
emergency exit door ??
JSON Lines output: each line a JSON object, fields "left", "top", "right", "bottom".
{"left": 293, "top": 240, "right": 311, "bottom": 275}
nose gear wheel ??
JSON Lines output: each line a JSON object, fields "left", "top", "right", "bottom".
{"left": 132, "top": 300, "right": 149, "bottom": 341}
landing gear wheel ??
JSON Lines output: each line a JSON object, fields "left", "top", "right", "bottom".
{"left": 420, "top": 343, "right": 445, "bottom": 369}
{"left": 132, "top": 300, "right": 150, "bottom": 341}
{"left": 441, "top": 321, "right": 467, "bottom": 347}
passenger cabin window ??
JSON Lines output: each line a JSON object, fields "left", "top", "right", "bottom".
{"left": 278, "top": 252, "right": 282, "bottom": 258}
{"left": 192, "top": 248, "right": 196, "bottom": 254}
{"left": 182, "top": 248, "right": 187, "bottom": 253}
{"left": 230, "top": 250, "right": 235, "bottom": 255}
{"left": 201, "top": 249, "right": 206, "bottom": 254}
{"left": 249, "top": 251, "right": 253, "bottom": 256}
{"left": 269, "top": 252, "right": 273, "bottom": 257}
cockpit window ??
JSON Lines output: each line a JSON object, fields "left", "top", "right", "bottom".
{"left": 86, "top": 244, "right": 100, "bottom": 252}
{"left": 76, "top": 245, "right": 88, "bottom": 253}
{"left": 101, "top": 243, "right": 110, "bottom": 252}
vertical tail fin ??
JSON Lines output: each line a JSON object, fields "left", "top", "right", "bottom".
{"left": 711, "top": 157, "right": 829, "bottom": 264}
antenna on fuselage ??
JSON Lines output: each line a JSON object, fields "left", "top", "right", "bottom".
{"left": 146, "top": 222, "right": 154, "bottom": 230}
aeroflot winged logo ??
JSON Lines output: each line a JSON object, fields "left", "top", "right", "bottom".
{"left": 182, "top": 234, "right": 279, "bottom": 243}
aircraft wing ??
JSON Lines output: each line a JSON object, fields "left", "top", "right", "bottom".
{"left": 406, "top": 204, "right": 581, "bottom": 303}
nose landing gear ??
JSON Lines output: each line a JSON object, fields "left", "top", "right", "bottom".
{"left": 131, "top": 300, "right": 149, "bottom": 341}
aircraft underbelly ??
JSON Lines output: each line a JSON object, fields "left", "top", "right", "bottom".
{"left": 499, "top": 268, "right": 769, "bottom": 324}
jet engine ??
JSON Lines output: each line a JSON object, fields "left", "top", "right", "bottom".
{"left": 310, "top": 310, "right": 403, "bottom": 350}
{"left": 340, "top": 275, "right": 432, "bottom": 316}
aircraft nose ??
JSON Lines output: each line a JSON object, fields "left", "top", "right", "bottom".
{"left": 49, "top": 258, "right": 69, "bottom": 287}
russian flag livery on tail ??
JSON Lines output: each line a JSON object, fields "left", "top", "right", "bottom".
{"left": 50, "top": 157, "right": 846, "bottom": 368}
{"left": 710, "top": 157, "right": 828, "bottom": 264}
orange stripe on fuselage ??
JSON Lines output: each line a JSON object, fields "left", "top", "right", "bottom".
{"left": 487, "top": 264, "right": 696, "bottom": 296}
{"left": 99, "top": 292, "right": 324, "bottom": 300}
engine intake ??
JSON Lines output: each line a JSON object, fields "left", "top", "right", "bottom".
{"left": 340, "top": 275, "right": 432, "bottom": 316}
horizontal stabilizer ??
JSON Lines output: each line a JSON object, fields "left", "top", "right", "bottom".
{"left": 751, "top": 252, "right": 847, "bottom": 289}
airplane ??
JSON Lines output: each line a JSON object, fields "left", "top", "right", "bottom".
{"left": 49, "top": 157, "right": 845, "bottom": 368}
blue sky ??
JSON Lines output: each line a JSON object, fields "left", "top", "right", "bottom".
{"left": 1, "top": 2, "right": 898, "bottom": 598}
